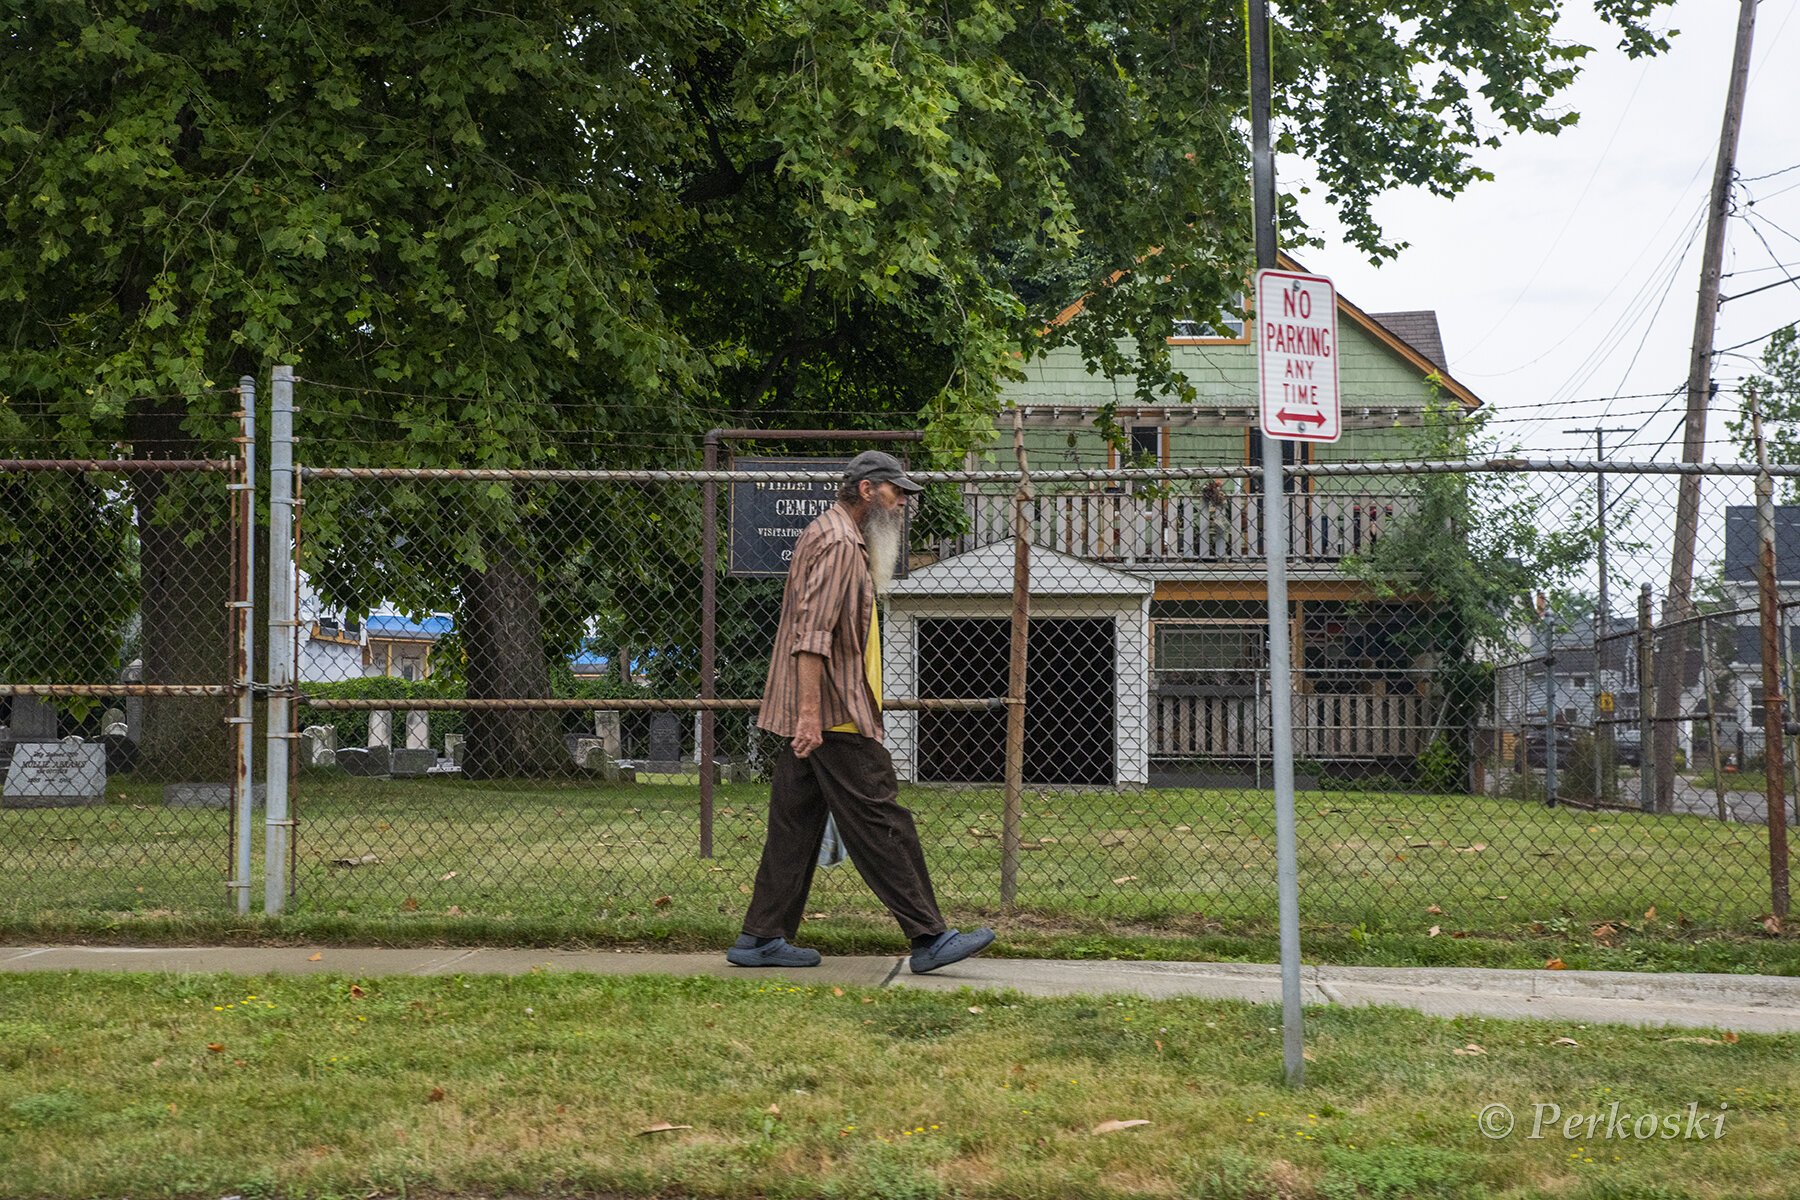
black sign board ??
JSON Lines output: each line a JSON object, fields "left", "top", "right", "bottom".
{"left": 727, "top": 456, "right": 910, "bottom": 578}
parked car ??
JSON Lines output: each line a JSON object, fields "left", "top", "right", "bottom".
{"left": 1521, "top": 726, "right": 1576, "bottom": 768}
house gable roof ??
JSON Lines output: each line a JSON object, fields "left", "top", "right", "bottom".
{"left": 1041, "top": 250, "right": 1483, "bottom": 411}
{"left": 1368, "top": 310, "right": 1447, "bottom": 370}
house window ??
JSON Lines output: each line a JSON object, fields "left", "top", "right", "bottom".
{"left": 1172, "top": 293, "right": 1247, "bottom": 340}
{"left": 1128, "top": 425, "right": 1162, "bottom": 464}
{"left": 1153, "top": 624, "right": 1265, "bottom": 681}
{"left": 1246, "top": 432, "right": 1310, "bottom": 493}
{"left": 319, "top": 616, "right": 339, "bottom": 635}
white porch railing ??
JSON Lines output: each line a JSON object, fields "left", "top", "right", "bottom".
{"left": 952, "top": 488, "right": 1417, "bottom": 563}
{"left": 1152, "top": 670, "right": 1438, "bottom": 761}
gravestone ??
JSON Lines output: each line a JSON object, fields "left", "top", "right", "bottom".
{"left": 303, "top": 725, "right": 338, "bottom": 767}
{"left": 102, "top": 708, "right": 127, "bottom": 733}
{"left": 693, "top": 712, "right": 703, "bottom": 764}
{"left": 649, "top": 713, "right": 681, "bottom": 764}
{"left": 9, "top": 697, "right": 58, "bottom": 742}
{"left": 337, "top": 746, "right": 389, "bottom": 776}
{"left": 100, "top": 733, "right": 139, "bottom": 775}
{"left": 389, "top": 748, "right": 435, "bottom": 778}
{"left": 123, "top": 659, "right": 145, "bottom": 743}
{"left": 166, "top": 783, "right": 268, "bottom": 809}
{"left": 443, "top": 733, "right": 466, "bottom": 768}
{"left": 404, "top": 710, "right": 430, "bottom": 750}
{"left": 574, "top": 738, "right": 607, "bottom": 770}
{"left": 368, "top": 710, "right": 392, "bottom": 749}
{"left": 593, "top": 711, "right": 622, "bottom": 760}
{"left": 3, "top": 741, "right": 106, "bottom": 808}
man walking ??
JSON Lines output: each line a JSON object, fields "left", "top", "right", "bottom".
{"left": 729, "top": 451, "right": 995, "bottom": 974}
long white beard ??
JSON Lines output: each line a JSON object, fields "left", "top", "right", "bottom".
{"left": 862, "top": 503, "right": 904, "bottom": 594}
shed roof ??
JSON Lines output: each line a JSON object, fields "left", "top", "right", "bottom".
{"left": 887, "top": 540, "right": 1153, "bottom": 599}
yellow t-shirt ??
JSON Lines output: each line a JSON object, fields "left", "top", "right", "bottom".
{"left": 829, "top": 604, "right": 881, "bottom": 733}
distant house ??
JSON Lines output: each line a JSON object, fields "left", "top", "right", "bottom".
{"left": 892, "top": 252, "right": 1486, "bottom": 784}
{"left": 1708, "top": 505, "right": 1800, "bottom": 759}
{"left": 299, "top": 608, "right": 449, "bottom": 684}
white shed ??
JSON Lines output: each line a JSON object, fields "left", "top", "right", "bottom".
{"left": 881, "top": 539, "right": 1152, "bottom": 786}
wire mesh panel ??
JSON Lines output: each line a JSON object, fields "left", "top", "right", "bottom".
{"left": 0, "top": 458, "right": 243, "bottom": 920}
{"left": 278, "top": 446, "right": 1793, "bottom": 943}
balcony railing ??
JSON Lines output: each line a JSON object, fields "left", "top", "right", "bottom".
{"left": 950, "top": 488, "right": 1419, "bottom": 564}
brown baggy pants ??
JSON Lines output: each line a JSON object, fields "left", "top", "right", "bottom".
{"left": 741, "top": 732, "right": 948, "bottom": 942}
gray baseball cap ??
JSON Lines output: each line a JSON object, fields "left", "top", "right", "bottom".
{"left": 844, "top": 449, "right": 923, "bottom": 494}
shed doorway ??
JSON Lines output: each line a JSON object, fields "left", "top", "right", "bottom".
{"left": 915, "top": 617, "right": 1115, "bottom": 785}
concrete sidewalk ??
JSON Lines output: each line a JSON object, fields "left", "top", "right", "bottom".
{"left": 6, "top": 944, "right": 1800, "bottom": 1033}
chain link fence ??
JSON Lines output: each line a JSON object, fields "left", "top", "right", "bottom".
{"left": 4, "top": 378, "right": 1795, "bottom": 944}
{"left": 259, "top": 400, "right": 1795, "bottom": 941}
{"left": 1, "top": 425, "right": 254, "bottom": 921}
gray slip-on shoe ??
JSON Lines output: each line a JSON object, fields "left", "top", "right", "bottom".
{"left": 909, "top": 927, "right": 995, "bottom": 974}
{"left": 726, "top": 937, "right": 823, "bottom": 968}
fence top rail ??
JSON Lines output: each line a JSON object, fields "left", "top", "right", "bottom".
{"left": 0, "top": 458, "right": 234, "bottom": 474}
{"left": 295, "top": 696, "right": 1005, "bottom": 711}
{"left": 296, "top": 458, "right": 1798, "bottom": 486}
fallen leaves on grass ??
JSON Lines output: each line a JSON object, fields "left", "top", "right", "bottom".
{"left": 1092, "top": 1119, "right": 1151, "bottom": 1134}
{"left": 399, "top": 897, "right": 419, "bottom": 912}
{"left": 1551, "top": 1037, "right": 1581, "bottom": 1047}
{"left": 1452, "top": 1044, "right": 1485, "bottom": 1057}
{"left": 1428, "top": 926, "right": 1441, "bottom": 938}
{"left": 330, "top": 854, "right": 381, "bottom": 868}
{"left": 1544, "top": 958, "right": 1567, "bottom": 970}
{"left": 427, "top": 1088, "right": 446, "bottom": 1102}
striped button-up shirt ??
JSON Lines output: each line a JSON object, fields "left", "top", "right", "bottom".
{"left": 757, "top": 503, "right": 881, "bottom": 740}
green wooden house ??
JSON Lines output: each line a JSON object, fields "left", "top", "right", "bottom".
{"left": 889, "top": 255, "right": 1485, "bottom": 786}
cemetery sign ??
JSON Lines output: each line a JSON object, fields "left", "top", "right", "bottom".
{"left": 728, "top": 456, "right": 910, "bottom": 579}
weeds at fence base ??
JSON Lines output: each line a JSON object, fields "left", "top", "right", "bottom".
{"left": 2, "top": 908, "right": 1795, "bottom": 977}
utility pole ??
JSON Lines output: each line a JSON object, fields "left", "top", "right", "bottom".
{"left": 1653, "top": 0, "right": 1758, "bottom": 814}
{"left": 1566, "top": 425, "right": 1628, "bottom": 801}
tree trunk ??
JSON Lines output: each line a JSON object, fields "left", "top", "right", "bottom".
{"left": 129, "top": 402, "right": 233, "bottom": 782}
{"left": 460, "top": 536, "right": 563, "bottom": 778}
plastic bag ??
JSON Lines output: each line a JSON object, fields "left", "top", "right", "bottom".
{"left": 817, "top": 812, "right": 848, "bottom": 868}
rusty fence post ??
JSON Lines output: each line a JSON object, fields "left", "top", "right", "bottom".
{"left": 1002, "top": 409, "right": 1031, "bottom": 908}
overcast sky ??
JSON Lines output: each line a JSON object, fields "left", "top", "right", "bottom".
{"left": 1289, "top": 0, "right": 1799, "bottom": 468}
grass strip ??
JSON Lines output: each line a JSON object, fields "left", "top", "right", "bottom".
{"left": 1, "top": 970, "right": 1796, "bottom": 1199}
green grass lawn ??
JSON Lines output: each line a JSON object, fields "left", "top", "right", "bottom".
{"left": 1, "top": 970, "right": 1795, "bottom": 1199}
{"left": 2, "top": 772, "right": 1795, "bottom": 974}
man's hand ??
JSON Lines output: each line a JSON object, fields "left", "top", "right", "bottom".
{"left": 792, "top": 651, "right": 828, "bottom": 758}
{"left": 792, "top": 713, "right": 824, "bottom": 759}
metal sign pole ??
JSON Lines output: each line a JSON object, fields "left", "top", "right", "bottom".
{"left": 1249, "top": 0, "right": 1303, "bottom": 1088}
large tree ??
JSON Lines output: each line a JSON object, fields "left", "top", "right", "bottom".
{"left": 1, "top": 0, "right": 1674, "bottom": 773}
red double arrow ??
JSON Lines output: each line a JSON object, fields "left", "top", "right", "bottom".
{"left": 1276, "top": 409, "right": 1326, "bottom": 427}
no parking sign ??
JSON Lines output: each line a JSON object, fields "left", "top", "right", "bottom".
{"left": 1257, "top": 269, "right": 1340, "bottom": 443}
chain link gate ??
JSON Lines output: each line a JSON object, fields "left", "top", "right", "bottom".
{"left": 1, "top": 402, "right": 256, "bottom": 923}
